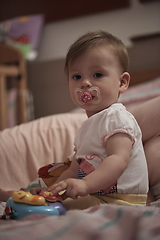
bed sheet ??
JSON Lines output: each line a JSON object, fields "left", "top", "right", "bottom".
{"left": 0, "top": 201, "right": 160, "bottom": 240}
{"left": 119, "top": 77, "right": 160, "bottom": 110}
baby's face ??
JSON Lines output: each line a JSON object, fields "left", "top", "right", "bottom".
{"left": 68, "top": 47, "right": 126, "bottom": 117}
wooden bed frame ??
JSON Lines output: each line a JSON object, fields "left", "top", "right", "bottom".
{"left": 130, "top": 66, "right": 160, "bottom": 86}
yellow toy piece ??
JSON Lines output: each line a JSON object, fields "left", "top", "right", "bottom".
{"left": 12, "top": 190, "right": 45, "bottom": 205}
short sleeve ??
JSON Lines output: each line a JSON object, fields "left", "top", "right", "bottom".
{"left": 101, "top": 106, "right": 141, "bottom": 147}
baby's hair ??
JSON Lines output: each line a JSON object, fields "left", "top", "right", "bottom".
{"left": 65, "top": 30, "right": 129, "bottom": 75}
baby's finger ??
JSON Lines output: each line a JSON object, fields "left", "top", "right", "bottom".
{"left": 49, "top": 181, "right": 67, "bottom": 195}
{"left": 30, "top": 186, "right": 41, "bottom": 195}
{"left": 48, "top": 182, "right": 62, "bottom": 191}
{"left": 30, "top": 189, "right": 36, "bottom": 195}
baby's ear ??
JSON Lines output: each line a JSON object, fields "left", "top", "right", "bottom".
{"left": 119, "top": 72, "right": 130, "bottom": 93}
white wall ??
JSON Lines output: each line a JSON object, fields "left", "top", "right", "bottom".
{"left": 37, "top": 0, "right": 160, "bottom": 61}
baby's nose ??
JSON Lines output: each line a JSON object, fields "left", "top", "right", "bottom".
{"left": 81, "top": 79, "right": 92, "bottom": 89}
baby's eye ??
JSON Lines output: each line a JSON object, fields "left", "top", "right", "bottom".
{"left": 93, "top": 72, "right": 103, "bottom": 78}
{"left": 73, "top": 75, "right": 81, "bottom": 80}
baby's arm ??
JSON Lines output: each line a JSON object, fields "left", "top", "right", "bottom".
{"left": 83, "top": 133, "right": 132, "bottom": 193}
{"left": 31, "top": 154, "right": 78, "bottom": 195}
{"left": 49, "top": 133, "right": 132, "bottom": 198}
{"left": 53, "top": 155, "right": 79, "bottom": 184}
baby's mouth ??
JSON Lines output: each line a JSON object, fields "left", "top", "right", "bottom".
{"left": 74, "top": 87, "right": 102, "bottom": 105}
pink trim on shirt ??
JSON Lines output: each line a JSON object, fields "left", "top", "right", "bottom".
{"left": 86, "top": 154, "right": 103, "bottom": 162}
{"left": 102, "top": 130, "right": 135, "bottom": 147}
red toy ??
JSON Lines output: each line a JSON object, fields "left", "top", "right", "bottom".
{"left": 39, "top": 190, "right": 64, "bottom": 202}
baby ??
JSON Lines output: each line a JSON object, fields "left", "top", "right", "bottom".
{"left": 32, "top": 30, "right": 149, "bottom": 210}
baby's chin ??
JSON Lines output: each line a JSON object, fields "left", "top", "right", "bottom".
{"left": 81, "top": 104, "right": 104, "bottom": 114}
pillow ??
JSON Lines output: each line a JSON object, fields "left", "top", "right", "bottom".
{"left": 0, "top": 113, "right": 86, "bottom": 190}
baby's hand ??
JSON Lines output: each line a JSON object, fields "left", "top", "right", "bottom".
{"left": 48, "top": 178, "right": 89, "bottom": 199}
{"left": 30, "top": 186, "right": 47, "bottom": 195}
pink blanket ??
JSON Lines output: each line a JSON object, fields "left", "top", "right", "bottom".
{"left": 0, "top": 201, "right": 160, "bottom": 240}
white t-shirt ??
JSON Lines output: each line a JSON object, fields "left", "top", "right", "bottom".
{"left": 74, "top": 103, "right": 148, "bottom": 194}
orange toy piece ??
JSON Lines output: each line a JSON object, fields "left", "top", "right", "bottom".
{"left": 38, "top": 158, "right": 71, "bottom": 187}
{"left": 12, "top": 191, "right": 45, "bottom": 205}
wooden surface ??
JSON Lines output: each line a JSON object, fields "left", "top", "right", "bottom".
{"left": 0, "top": 0, "right": 130, "bottom": 23}
{"left": 130, "top": 66, "right": 160, "bottom": 86}
{"left": 0, "top": 44, "right": 28, "bottom": 130}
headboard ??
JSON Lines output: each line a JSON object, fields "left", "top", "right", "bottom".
{"left": 130, "top": 66, "right": 160, "bottom": 86}
{"left": 119, "top": 65, "right": 160, "bottom": 110}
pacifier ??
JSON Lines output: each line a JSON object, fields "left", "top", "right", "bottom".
{"left": 80, "top": 92, "right": 92, "bottom": 103}
{"left": 75, "top": 86, "right": 102, "bottom": 105}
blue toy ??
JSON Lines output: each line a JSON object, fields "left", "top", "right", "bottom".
{"left": 5, "top": 191, "right": 66, "bottom": 220}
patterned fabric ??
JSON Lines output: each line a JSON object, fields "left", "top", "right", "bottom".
{"left": 77, "top": 163, "right": 117, "bottom": 195}
{"left": 1, "top": 201, "right": 160, "bottom": 240}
